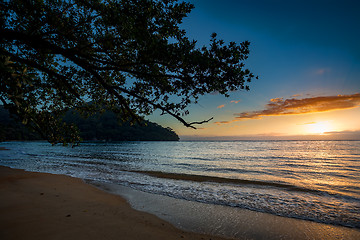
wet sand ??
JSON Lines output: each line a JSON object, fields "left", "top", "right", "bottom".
{"left": 94, "top": 181, "right": 360, "bottom": 240}
{"left": 0, "top": 166, "right": 229, "bottom": 240}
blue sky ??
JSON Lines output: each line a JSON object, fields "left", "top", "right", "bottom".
{"left": 148, "top": 0, "right": 360, "bottom": 140}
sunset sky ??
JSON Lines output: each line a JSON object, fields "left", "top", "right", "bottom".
{"left": 148, "top": 0, "right": 360, "bottom": 140}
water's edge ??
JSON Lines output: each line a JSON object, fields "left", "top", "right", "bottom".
{"left": 1, "top": 141, "right": 359, "bottom": 229}
{"left": 88, "top": 180, "right": 360, "bottom": 240}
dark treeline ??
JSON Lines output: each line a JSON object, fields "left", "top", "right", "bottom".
{"left": 0, "top": 106, "right": 42, "bottom": 141}
{"left": 0, "top": 106, "right": 179, "bottom": 142}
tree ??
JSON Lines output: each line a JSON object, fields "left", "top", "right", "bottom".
{"left": 0, "top": 0, "right": 256, "bottom": 145}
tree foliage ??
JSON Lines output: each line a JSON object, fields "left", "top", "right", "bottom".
{"left": 0, "top": 0, "right": 256, "bottom": 145}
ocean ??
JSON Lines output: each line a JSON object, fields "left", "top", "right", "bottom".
{"left": 0, "top": 140, "right": 359, "bottom": 229}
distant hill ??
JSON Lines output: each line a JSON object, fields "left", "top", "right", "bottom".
{"left": 0, "top": 106, "right": 43, "bottom": 141}
{"left": 0, "top": 106, "right": 179, "bottom": 142}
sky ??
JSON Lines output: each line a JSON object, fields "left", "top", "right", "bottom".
{"left": 148, "top": 0, "right": 360, "bottom": 140}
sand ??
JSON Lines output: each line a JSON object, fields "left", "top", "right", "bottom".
{"left": 1, "top": 166, "right": 360, "bottom": 240}
{"left": 96, "top": 182, "right": 360, "bottom": 240}
{"left": 0, "top": 166, "right": 229, "bottom": 240}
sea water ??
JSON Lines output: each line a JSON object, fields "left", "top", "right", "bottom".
{"left": 0, "top": 140, "right": 359, "bottom": 229}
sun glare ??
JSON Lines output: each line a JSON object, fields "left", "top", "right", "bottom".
{"left": 306, "top": 121, "right": 333, "bottom": 135}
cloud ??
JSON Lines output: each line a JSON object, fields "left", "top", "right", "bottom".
{"left": 180, "top": 130, "right": 360, "bottom": 141}
{"left": 269, "top": 97, "right": 283, "bottom": 103}
{"left": 217, "top": 104, "right": 225, "bottom": 109}
{"left": 230, "top": 100, "right": 241, "bottom": 104}
{"left": 214, "top": 119, "right": 239, "bottom": 125}
{"left": 235, "top": 93, "right": 360, "bottom": 120}
{"left": 315, "top": 68, "right": 331, "bottom": 75}
{"left": 323, "top": 130, "right": 360, "bottom": 140}
{"left": 298, "top": 122, "right": 316, "bottom": 125}
{"left": 215, "top": 93, "right": 360, "bottom": 125}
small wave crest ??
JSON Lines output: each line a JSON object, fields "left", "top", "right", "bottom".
{"left": 131, "top": 170, "right": 324, "bottom": 194}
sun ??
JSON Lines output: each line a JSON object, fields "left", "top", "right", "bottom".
{"left": 306, "top": 121, "right": 333, "bottom": 135}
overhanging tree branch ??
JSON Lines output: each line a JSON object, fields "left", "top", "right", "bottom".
{"left": 1, "top": 49, "right": 82, "bottom": 100}
{"left": 1, "top": 0, "right": 256, "bottom": 145}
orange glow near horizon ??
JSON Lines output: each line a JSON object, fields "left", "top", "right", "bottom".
{"left": 166, "top": 104, "right": 360, "bottom": 140}
{"left": 305, "top": 121, "right": 333, "bottom": 135}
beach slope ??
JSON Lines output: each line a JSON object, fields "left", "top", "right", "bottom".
{"left": 0, "top": 166, "right": 229, "bottom": 240}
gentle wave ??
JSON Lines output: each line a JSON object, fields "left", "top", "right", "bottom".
{"left": 1, "top": 141, "right": 360, "bottom": 229}
{"left": 132, "top": 170, "right": 326, "bottom": 194}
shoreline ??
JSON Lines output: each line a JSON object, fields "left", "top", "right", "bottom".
{"left": 1, "top": 166, "right": 360, "bottom": 240}
{"left": 91, "top": 181, "right": 360, "bottom": 240}
{"left": 0, "top": 166, "right": 229, "bottom": 240}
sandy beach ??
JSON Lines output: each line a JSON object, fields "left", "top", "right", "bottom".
{"left": 1, "top": 164, "right": 360, "bottom": 240}
{"left": 0, "top": 166, "right": 229, "bottom": 240}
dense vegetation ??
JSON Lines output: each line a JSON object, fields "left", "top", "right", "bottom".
{"left": 0, "top": 106, "right": 179, "bottom": 142}
{"left": 1, "top": 0, "right": 256, "bottom": 145}
{"left": 0, "top": 105, "right": 42, "bottom": 141}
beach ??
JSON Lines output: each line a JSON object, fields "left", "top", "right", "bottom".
{"left": 0, "top": 166, "right": 228, "bottom": 240}
{"left": 2, "top": 166, "right": 360, "bottom": 240}
{"left": 1, "top": 141, "right": 360, "bottom": 240}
